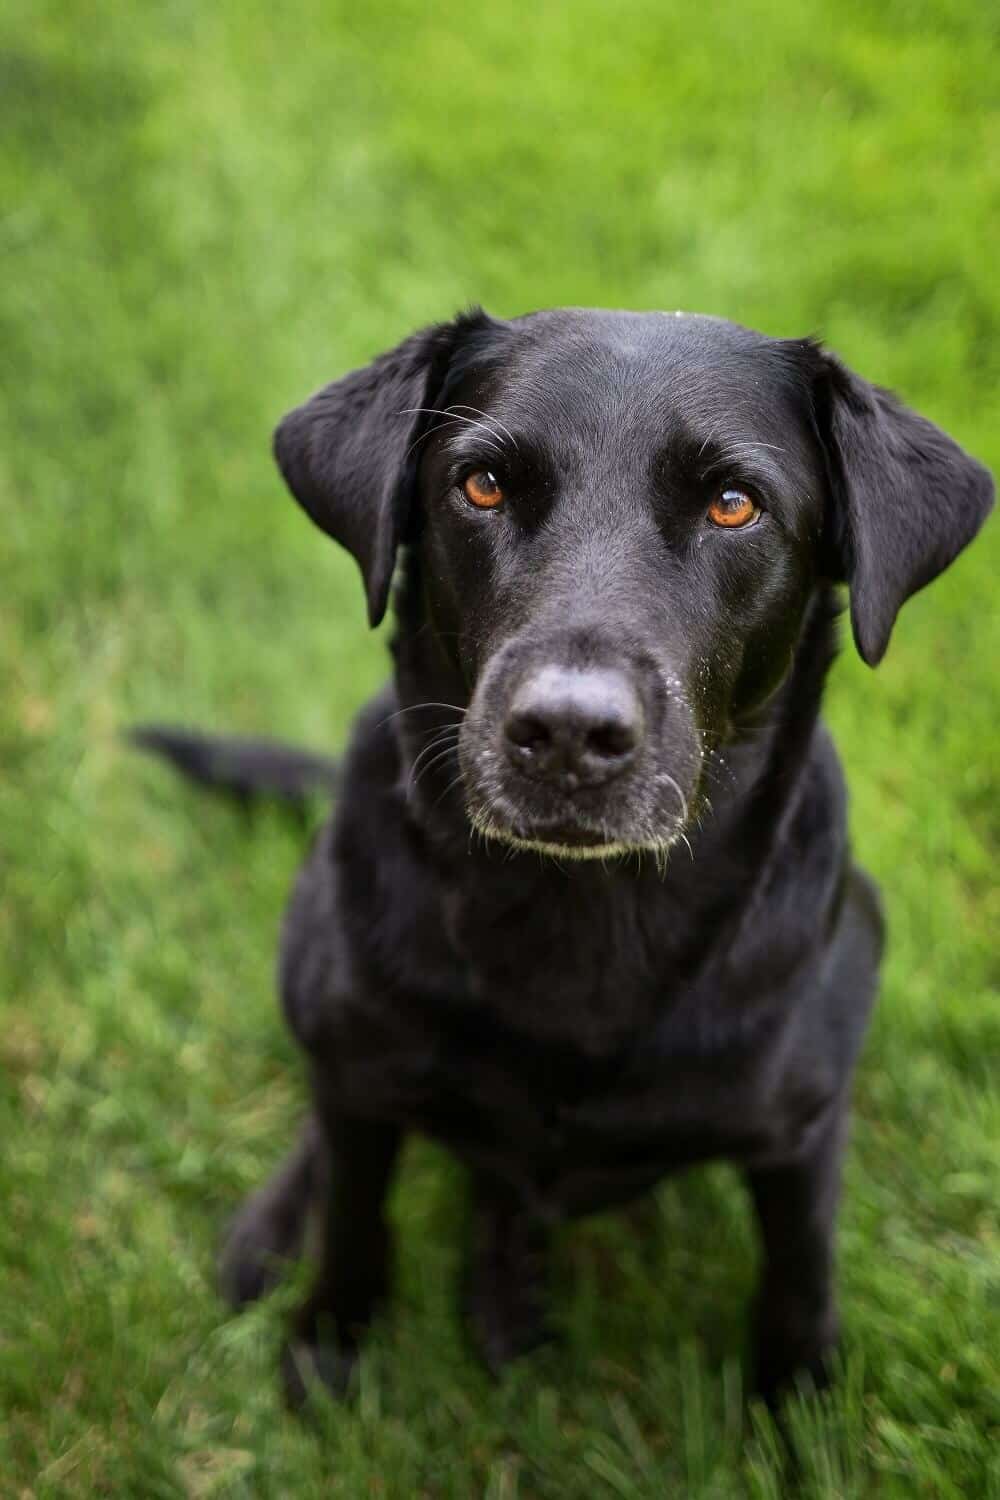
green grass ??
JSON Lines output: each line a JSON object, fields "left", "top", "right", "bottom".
{"left": 2, "top": 0, "right": 998, "bottom": 1493}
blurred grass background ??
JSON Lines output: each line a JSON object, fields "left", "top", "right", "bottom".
{"left": 1, "top": 0, "right": 998, "bottom": 1494}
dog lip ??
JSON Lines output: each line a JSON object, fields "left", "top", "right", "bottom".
{"left": 509, "top": 821, "right": 612, "bottom": 848}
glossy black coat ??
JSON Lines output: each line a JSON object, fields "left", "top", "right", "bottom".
{"left": 214, "top": 309, "right": 991, "bottom": 1406}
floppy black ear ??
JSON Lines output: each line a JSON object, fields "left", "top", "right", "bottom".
{"left": 274, "top": 314, "right": 484, "bottom": 626}
{"left": 815, "top": 353, "right": 993, "bottom": 666}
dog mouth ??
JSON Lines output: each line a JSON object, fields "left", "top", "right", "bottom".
{"left": 524, "top": 823, "right": 608, "bottom": 847}
{"left": 506, "top": 821, "right": 617, "bottom": 853}
{"left": 472, "top": 811, "right": 671, "bottom": 862}
{"left": 482, "top": 825, "right": 632, "bottom": 859}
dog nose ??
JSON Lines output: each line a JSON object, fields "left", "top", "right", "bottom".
{"left": 504, "top": 666, "right": 643, "bottom": 787}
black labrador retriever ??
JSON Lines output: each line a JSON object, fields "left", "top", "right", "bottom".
{"left": 138, "top": 308, "right": 992, "bottom": 1407}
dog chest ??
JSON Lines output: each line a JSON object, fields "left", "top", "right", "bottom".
{"left": 329, "top": 987, "right": 803, "bottom": 1217}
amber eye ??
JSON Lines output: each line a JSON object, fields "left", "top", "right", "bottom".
{"left": 707, "top": 487, "right": 760, "bottom": 529}
{"left": 462, "top": 470, "right": 504, "bottom": 509}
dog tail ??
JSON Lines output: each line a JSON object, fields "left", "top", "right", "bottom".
{"left": 128, "top": 725, "right": 339, "bottom": 805}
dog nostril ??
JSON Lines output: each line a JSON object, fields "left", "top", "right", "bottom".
{"left": 505, "top": 712, "right": 552, "bottom": 753}
{"left": 586, "top": 720, "right": 637, "bottom": 760}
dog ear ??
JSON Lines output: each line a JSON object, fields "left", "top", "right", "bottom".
{"left": 814, "top": 352, "right": 993, "bottom": 665}
{"left": 274, "top": 313, "right": 488, "bottom": 626}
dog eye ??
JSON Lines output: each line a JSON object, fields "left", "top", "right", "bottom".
{"left": 707, "top": 488, "right": 760, "bottom": 529}
{"left": 462, "top": 470, "right": 504, "bottom": 509}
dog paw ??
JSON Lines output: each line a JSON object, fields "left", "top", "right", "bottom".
{"left": 467, "top": 1302, "right": 555, "bottom": 1377}
{"left": 218, "top": 1202, "right": 300, "bottom": 1309}
{"left": 280, "top": 1335, "right": 358, "bottom": 1409}
{"left": 463, "top": 1249, "right": 554, "bottom": 1375}
{"left": 752, "top": 1326, "right": 839, "bottom": 1408}
{"left": 463, "top": 1199, "right": 556, "bottom": 1376}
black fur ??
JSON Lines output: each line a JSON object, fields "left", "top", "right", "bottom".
{"left": 142, "top": 308, "right": 992, "bottom": 1409}
{"left": 129, "top": 725, "right": 339, "bottom": 805}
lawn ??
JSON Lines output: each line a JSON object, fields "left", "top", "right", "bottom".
{"left": 1, "top": 0, "right": 998, "bottom": 1493}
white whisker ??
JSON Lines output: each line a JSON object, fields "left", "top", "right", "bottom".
{"left": 409, "top": 748, "right": 460, "bottom": 795}
{"left": 397, "top": 405, "right": 515, "bottom": 469}
{"left": 657, "top": 770, "right": 690, "bottom": 826}
{"left": 447, "top": 404, "right": 520, "bottom": 453}
{"left": 376, "top": 701, "right": 467, "bottom": 731}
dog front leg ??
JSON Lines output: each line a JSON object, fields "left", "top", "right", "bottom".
{"left": 745, "top": 1105, "right": 845, "bottom": 1406}
{"left": 463, "top": 1178, "right": 553, "bottom": 1375}
{"left": 282, "top": 1106, "right": 401, "bottom": 1407}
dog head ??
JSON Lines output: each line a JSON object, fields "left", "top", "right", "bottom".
{"left": 275, "top": 308, "right": 992, "bottom": 859}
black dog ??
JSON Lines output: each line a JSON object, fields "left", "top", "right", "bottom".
{"left": 138, "top": 308, "right": 992, "bottom": 1407}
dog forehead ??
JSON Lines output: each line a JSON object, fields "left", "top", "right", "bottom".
{"left": 515, "top": 306, "right": 764, "bottom": 350}
{"left": 471, "top": 309, "right": 812, "bottom": 448}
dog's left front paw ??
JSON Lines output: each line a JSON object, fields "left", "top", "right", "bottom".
{"left": 280, "top": 1334, "right": 358, "bottom": 1409}
{"left": 463, "top": 1206, "right": 554, "bottom": 1376}
{"left": 464, "top": 1271, "right": 555, "bottom": 1376}
{"left": 752, "top": 1312, "right": 839, "bottom": 1408}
